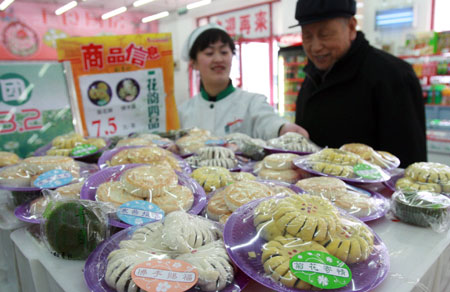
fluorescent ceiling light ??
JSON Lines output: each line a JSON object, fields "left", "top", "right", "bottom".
{"left": 55, "top": 1, "right": 77, "bottom": 15}
{"left": 357, "top": 2, "right": 364, "bottom": 8}
{"left": 102, "top": 6, "right": 127, "bottom": 20}
{"left": 133, "top": 0, "right": 155, "bottom": 8}
{"left": 186, "top": 0, "right": 211, "bottom": 10}
{"left": 0, "top": 0, "right": 14, "bottom": 11}
{"left": 142, "top": 11, "right": 169, "bottom": 23}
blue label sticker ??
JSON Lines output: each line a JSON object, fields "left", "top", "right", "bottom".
{"left": 205, "top": 139, "right": 226, "bottom": 146}
{"left": 33, "top": 169, "right": 73, "bottom": 188}
{"left": 117, "top": 200, "right": 165, "bottom": 225}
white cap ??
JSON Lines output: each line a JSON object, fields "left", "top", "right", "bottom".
{"left": 181, "top": 23, "right": 227, "bottom": 62}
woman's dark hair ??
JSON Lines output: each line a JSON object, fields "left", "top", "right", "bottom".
{"left": 189, "top": 29, "right": 236, "bottom": 60}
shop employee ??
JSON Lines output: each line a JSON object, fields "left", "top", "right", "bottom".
{"left": 178, "top": 23, "right": 309, "bottom": 140}
{"left": 293, "top": 0, "right": 427, "bottom": 167}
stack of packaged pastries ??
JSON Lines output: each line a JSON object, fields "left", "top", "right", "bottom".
{"left": 107, "top": 146, "right": 182, "bottom": 171}
{"left": 0, "top": 155, "right": 80, "bottom": 187}
{"left": 396, "top": 162, "right": 450, "bottom": 193}
{"left": 105, "top": 211, "right": 235, "bottom": 292}
{"left": 186, "top": 146, "right": 238, "bottom": 169}
{"left": 96, "top": 165, "right": 194, "bottom": 213}
{"left": 47, "top": 133, "right": 106, "bottom": 156}
{"left": 256, "top": 153, "right": 305, "bottom": 183}
{"left": 340, "top": 143, "right": 400, "bottom": 169}
{"left": 296, "top": 177, "right": 383, "bottom": 219}
{"left": 116, "top": 133, "right": 173, "bottom": 148}
{"left": 175, "top": 128, "right": 219, "bottom": 155}
{"left": 267, "top": 132, "right": 321, "bottom": 153}
{"left": 254, "top": 194, "right": 375, "bottom": 290}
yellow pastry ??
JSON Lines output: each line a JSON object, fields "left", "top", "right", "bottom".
{"left": 224, "top": 181, "right": 274, "bottom": 211}
{"left": 150, "top": 185, "right": 194, "bottom": 213}
{"left": 0, "top": 151, "right": 20, "bottom": 167}
{"left": 191, "top": 166, "right": 233, "bottom": 192}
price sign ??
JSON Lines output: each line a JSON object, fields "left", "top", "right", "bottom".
{"left": 0, "top": 63, "right": 74, "bottom": 157}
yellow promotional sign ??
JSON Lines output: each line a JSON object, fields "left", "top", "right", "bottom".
{"left": 57, "top": 33, "right": 179, "bottom": 137}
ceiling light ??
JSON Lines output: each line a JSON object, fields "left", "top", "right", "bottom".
{"left": 133, "top": 0, "right": 155, "bottom": 8}
{"left": 55, "top": 1, "right": 78, "bottom": 15}
{"left": 142, "top": 11, "right": 169, "bottom": 23}
{"left": 357, "top": 2, "right": 364, "bottom": 8}
{"left": 186, "top": 0, "right": 211, "bottom": 10}
{"left": 102, "top": 6, "right": 127, "bottom": 20}
{"left": 0, "top": 0, "right": 14, "bottom": 11}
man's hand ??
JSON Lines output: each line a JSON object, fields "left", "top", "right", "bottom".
{"left": 279, "top": 123, "right": 309, "bottom": 138}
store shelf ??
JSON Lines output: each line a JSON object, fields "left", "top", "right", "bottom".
{"left": 285, "top": 61, "right": 307, "bottom": 66}
{"left": 286, "top": 78, "right": 304, "bottom": 82}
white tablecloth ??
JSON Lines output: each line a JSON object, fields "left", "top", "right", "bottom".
{"left": 10, "top": 215, "right": 450, "bottom": 292}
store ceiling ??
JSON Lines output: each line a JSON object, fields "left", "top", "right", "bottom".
{"left": 17, "top": 0, "right": 205, "bottom": 14}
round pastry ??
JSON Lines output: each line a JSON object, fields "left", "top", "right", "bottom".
{"left": 392, "top": 190, "right": 450, "bottom": 228}
{"left": 263, "top": 153, "right": 301, "bottom": 170}
{"left": 198, "top": 158, "right": 237, "bottom": 169}
{"left": 312, "top": 161, "right": 354, "bottom": 178}
{"left": 23, "top": 156, "right": 79, "bottom": 175}
{"left": 120, "top": 165, "right": 178, "bottom": 198}
{"left": 85, "top": 138, "right": 107, "bottom": 149}
{"left": 46, "top": 148, "right": 72, "bottom": 156}
{"left": 396, "top": 177, "right": 442, "bottom": 193}
{"left": 310, "top": 148, "right": 363, "bottom": 166}
{"left": 259, "top": 168, "right": 303, "bottom": 184}
{"left": 191, "top": 166, "right": 233, "bottom": 192}
{"left": 254, "top": 198, "right": 283, "bottom": 241}
{"left": 45, "top": 201, "right": 107, "bottom": 259}
{"left": 267, "top": 132, "right": 320, "bottom": 153}
{"left": 333, "top": 190, "right": 375, "bottom": 218}
{"left": 0, "top": 151, "right": 20, "bottom": 167}
{"left": 52, "top": 133, "right": 85, "bottom": 149}
{"left": 96, "top": 181, "right": 142, "bottom": 206}
{"left": 261, "top": 236, "right": 328, "bottom": 289}
{"left": 150, "top": 184, "right": 194, "bottom": 213}
{"left": 296, "top": 177, "right": 348, "bottom": 200}
{"left": 0, "top": 164, "right": 31, "bottom": 186}
{"left": 55, "top": 181, "right": 83, "bottom": 199}
{"left": 339, "top": 143, "right": 374, "bottom": 161}
{"left": 224, "top": 181, "right": 275, "bottom": 212}
{"left": 269, "top": 185, "right": 298, "bottom": 196}
{"left": 176, "top": 240, "right": 234, "bottom": 292}
{"left": 109, "top": 146, "right": 164, "bottom": 166}
{"left": 161, "top": 211, "right": 221, "bottom": 253}
{"left": 197, "top": 146, "right": 235, "bottom": 160}
{"left": 116, "top": 137, "right": 155, "bottom": 148}
{"left": 206, "top": 190, "right": 232, "bottom": 222}
{"left": 29, "top": 196, "right": 48, "bottom": 217}
{"left": 231, "top": 171, "right": 256, "bottom": 182}
{"left": 404, "top": 162, "right": 450, "bottom": 185}
{"left": 176, "top": 134, "right": 209, "bottom": 155}
{"left": 319, "top": 216, "right": 374, "bottom": 264}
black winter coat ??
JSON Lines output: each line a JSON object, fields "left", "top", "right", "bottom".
{"left": 295, "top": 32, "right": 427, "bottom": 168}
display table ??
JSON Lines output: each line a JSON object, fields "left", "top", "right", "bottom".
{"left": 10, "top": 212, "right": 450, "bottom": 292}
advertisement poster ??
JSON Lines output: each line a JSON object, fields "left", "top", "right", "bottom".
{"left": 57, "top": 33, "right": 179, "bottom": 137}
{"left": 0, "top": 62, "right": 74, "bottom": 157}
{"left": 0, "top": 2, "right": 157, "bottom": 60}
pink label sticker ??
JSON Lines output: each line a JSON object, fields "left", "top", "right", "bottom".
{"left": 131, "top": 259, "right": 198, "bottom": 292}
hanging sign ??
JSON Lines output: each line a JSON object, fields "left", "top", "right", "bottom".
{"left": 57, "top": 33, "right": 179, "bottom": 137}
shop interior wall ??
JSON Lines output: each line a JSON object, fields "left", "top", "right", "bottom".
{"left": 159, "top": 0, "right": 433, "bottom": 107}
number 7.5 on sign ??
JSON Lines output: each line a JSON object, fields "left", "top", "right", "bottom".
{"left": 91, "top": 117, "right": 117, "bottom": 137}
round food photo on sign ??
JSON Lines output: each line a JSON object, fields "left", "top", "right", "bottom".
{"left": 87, "top": 81, "right": 112, "bottom": 106}
{"left": 2, "top": 21, "right": 39, "bottom": 57}
{"left": 116, "top": 78, "right": 140, "bottom": 102}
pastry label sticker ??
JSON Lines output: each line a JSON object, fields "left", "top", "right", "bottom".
{"left": 70, "top": 144, "right": 98, "bottom": 156}
{"left": 205, "top": 139, "right": 225, "bottom": 146}
{"left": 353, "top": 163, "right": 382, "bottom": 180}
{"left": 117, "top": 200, "right": 164, "bottom": 225}
{"left": 289, "top": 251, "right": 352, "bottom": 289}
{"left": 132, "top": 259, "right": 198, "bottom": 292}
{"left": 33, "top": 169, "right": 73, "bottom": 188}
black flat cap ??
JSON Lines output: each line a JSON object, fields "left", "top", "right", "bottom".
{"left": 293, "top": 0, "right": 356, "bottom": 26}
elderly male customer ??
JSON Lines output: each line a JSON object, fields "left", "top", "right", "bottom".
{"left": 294, "top": 0, "right": 427, "bottom": 167}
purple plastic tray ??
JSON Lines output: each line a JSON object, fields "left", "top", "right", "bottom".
{"left": 14, "top": 199, "right": 41, "bottom": 224}
{"left": 345, "top": 185, "right": 390, "bottom": 222}
{"left": 0, "top": 162, "right": 98, "bottom": 192}
{"left": 293, "top": 156, "right": 391, "bottom": 184}
{"left": 34, "top": 138, "right": 111, "bottom": 159}
{"left": 263, "top": 146, "right": 316, "bottom": 156}
{"left": 84, "top": 222, "right": 250, "bottom": 292}
{"left": 80, "top": 164, "right": 207, "bottom": 228}
{"left": 223, "top": 197, "right": 390, "bottom": 292}
{"left": 97, "top": 145, "right": 192, "bottom": 174}
{"left": 382, "top": 169, "right": 405, "bottom": 192}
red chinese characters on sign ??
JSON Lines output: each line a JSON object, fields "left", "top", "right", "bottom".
{"left": 147, "top": 46, "right": 160, "bottom": 60}
{"left": 225, "top": 17, "right": 236, "bottom": 36}
{"left": 81, "top": 43, "right": 104, "bottom": 71}
{"left": 126, "top": 43, "right": 148, "bottom": 68}
{"left": 239, "top": 15, "right": 251, "bottom": 35}
{"left": 255, "top": 10, "right": 268, "bottom": 32}
{"left": 107, "top": 47, "right": 126, "bottom": 64}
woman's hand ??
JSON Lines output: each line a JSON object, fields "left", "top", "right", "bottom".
{"left": 279, "top": 123, "right": 309, "bottom": 138}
